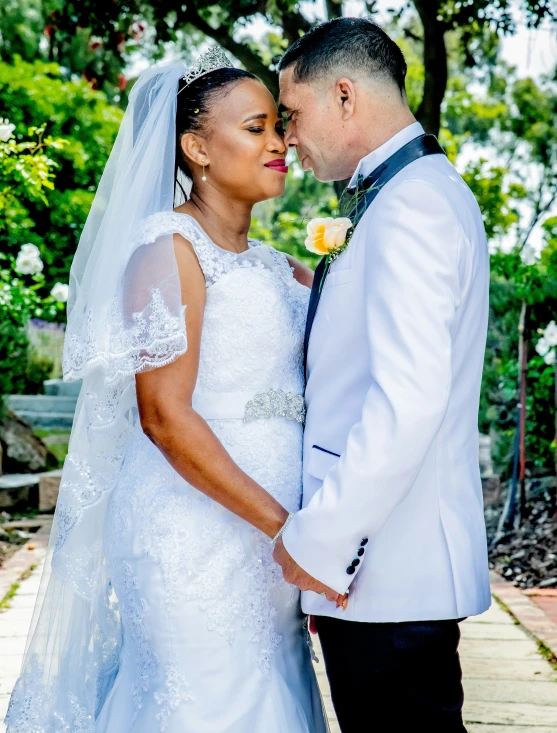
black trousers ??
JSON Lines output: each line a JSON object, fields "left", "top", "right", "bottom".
{"left": 316, "top": 616, "right": 467, "bottom": 733}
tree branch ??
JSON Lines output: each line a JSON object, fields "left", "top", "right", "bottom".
{"left": 180, "top": 5, "right": 280, "bottom": 96}
{"left": 274, "top": 0, "right": 312, "bottom": 46}
{"left": 325, "top": 0, "right": 343, "bottom": 20}
{"left": 520, "top": 172, "right": 557, "bottom": 250}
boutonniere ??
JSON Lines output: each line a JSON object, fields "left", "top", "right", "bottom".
{"left": 305, "top": 217, "right": 353, "bottom": 292}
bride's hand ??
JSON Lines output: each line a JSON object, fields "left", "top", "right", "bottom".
{"left": 273, "top": 537, "right": 344, "bottom": 604}
{"left": 337, "top": 593, "right": 349, "bottom": 611}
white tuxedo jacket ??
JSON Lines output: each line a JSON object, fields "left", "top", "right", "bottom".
{"left": 283, "top": 122, "right": 491, "bottom": 623}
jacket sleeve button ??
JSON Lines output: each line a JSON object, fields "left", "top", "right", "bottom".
{"left": 346, "top": 566, "right": 356, "bottom": 575}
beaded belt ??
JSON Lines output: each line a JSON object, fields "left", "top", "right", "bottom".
{"left": 192, "top": 388, "right": 306, "bottom": 424}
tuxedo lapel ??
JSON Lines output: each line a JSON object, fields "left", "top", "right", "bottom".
{"left": 303, "top": 256, "right": 328, "bottom": 379}
{"left": 302, "top": 134, "right": 446, "bottom": 381}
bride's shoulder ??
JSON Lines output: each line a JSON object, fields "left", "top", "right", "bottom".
{"left": 133, "top": 210, "right": 202, "bottom": 247}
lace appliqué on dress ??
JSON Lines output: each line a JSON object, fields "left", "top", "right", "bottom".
{"left": 154, "top": 664, "right": 194, "bottom": 731}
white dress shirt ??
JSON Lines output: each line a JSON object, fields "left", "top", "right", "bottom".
{"left": 282, "top": 121, "right": 492, "bottom": 623}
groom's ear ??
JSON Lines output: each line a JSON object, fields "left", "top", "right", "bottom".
{"left": 335, "top": 78, "right": 356, "bottom": 120}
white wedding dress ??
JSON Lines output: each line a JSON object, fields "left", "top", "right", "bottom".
{"left": 93, "top": 211, "right": 327, "bottom": 733}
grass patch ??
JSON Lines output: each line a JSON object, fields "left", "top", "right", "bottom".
{"left": 0, "top": 582, "right": 20, "bottom": 609}
{"left": 33, "top": 428, "right": 70, "bottom": 467}
{"left": 537, "top": 642, "right": 557, "bottom": 672}
{"left": 20, "top": 563, "right": 37, "bottom": 581}
{"left": 493, "top": 593, "right": 557, "bottom": 675}
{"left": 8, "top": 508, "right": 40, "bottom": 520}
{"left": 33, "top": 428, "right": 71, "bottom": 438}
{"left": 0, "top": 563, "right": 38, "bottom": 610}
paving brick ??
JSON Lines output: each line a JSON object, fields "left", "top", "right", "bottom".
{"left": 467, "top": 727, "right": 557, "bottom": 733}
{"left": 460, "top": 638, "right": 543, "bottom": 660}
{"left": 463, "top": 678, "right": 557, "bottom": 706}
{"left": 466, "top": 604, "right": 515, "bottom": 625}
{"left": 461, "top": 622, "right": 530, "bottom": 641}
{"left": 463, "top": 700, "right": 557, "bottom": 726}
{"left": 461, "top": 656, "right": 557, "bottom": 681}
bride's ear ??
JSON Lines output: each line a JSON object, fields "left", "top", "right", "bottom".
{"left": 181, "top": 132, "right": 210, "bottom": 168}
{"left": 336, "top": 78, "right": 356, "bottom": 120}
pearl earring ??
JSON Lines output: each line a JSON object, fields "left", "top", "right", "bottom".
{"left": 202, "top": 161, "right": 207, "bottom": 181}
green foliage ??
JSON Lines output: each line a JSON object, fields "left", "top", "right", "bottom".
{"left": 250, "top": 168, "right": 337, "bottom": 266}
{"left": 0, "top": 57, "right": 122, "bottom": 300}
{"left": 0, "top": 251, "right": 60, "bottom": 409}
{"left": 480, "top": 242, "right": 557, "bottom": 477}
{"left": 462, "top": 162, "right": 522, "bottom": 241}
{"left": 0, "top": 118, "right": 64, "bottom": 406}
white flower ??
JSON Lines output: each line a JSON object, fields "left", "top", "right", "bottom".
{"left": 520, "top": 244, "right": 538, "bottom": 266}
{"left": 536, "top": 336, "right": 550, "bottom": 357}
{"left": 15, "top": 251, "right": 43, "bottom": 275}
{"left": 51, "top": 282, "right": 69, "bottom": 302}
{"left": 20, "top": 243, "right": 41, "bottom": 257}
{"left": 543, "top": 320, "right": 557, "bottom": 348}
{"left": 0, "top": 118, "right": 15, "bottom": 142}
{"left": 544, "top": 349, "right": 556, "bottom": 366}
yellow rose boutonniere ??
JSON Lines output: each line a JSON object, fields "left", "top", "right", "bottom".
{"left": 305, "top": 217, "right": 353, "bottom": 259}
{"left": 305, "top": 216, "right": 353, "bottom": 292}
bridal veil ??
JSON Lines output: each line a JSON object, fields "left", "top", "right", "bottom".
{"left": 6, "top": 62, "right": 192, "bottom": 730}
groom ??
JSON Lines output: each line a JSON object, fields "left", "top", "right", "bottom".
{"left": 273, "top": 17, "right": 491, "bottom": 732}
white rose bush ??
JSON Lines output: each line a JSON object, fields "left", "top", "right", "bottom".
{"left": 536, "top": 321, "right": 557, "bottom": 366}
{"left": 0, "top": 118, "right": 69, "bottom": 409}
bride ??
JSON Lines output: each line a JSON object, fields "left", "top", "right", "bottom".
{"left": 5, "top": 51, "right": 338, "bottom": 732}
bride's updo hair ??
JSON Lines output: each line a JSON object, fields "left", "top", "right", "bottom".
{"left": 176, "top": 67, "right": 257, "bottom": 180}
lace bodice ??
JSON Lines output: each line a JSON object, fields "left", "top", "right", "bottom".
{"left": 137, "top": 211, "right": 310, "bottom": 395}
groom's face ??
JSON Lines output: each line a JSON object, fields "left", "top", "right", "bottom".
{"left": 279, "top": 67, "right": 349, "bottom": 182}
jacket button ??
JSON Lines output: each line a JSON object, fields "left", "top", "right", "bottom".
{"left": 352, "top": 558, "right": 360, "bottom": 567}
{"left": 357, "top": 547, "right": 365, "bottom": 557}
{"left": 361, "top": 538, "right": 368, "bottom": 546}
{"left": 346, "top": 566, "right": 356, "bottom": 575}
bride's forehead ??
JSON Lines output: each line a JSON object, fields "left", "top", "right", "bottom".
{"left": 216, "top": 79, "right": 277, "bottom": 118}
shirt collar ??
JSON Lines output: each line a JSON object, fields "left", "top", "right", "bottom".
{"left": 347, "top": 121, "right": 425, "bottom": 190}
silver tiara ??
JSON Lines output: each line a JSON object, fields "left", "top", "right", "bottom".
{"left": 180, "top": 47, "right": 234, "bottom": 90}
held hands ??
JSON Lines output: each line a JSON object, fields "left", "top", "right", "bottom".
{"left": 273, "top": 537, "right": 348, "bottom": 609}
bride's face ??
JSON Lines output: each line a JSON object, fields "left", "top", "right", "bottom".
{"left": 188, "top": 79, "right": 288, "bottom": 204}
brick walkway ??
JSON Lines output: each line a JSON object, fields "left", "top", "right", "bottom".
{"left": 1, "top": 561, "right": 557, "bottom": 731}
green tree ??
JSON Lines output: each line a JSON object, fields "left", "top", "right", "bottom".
{"left": 447, "top": 65, "right": 557, "bottom": 476}
{"left": 5, "top": 0, "right": 554, "bottom": 134}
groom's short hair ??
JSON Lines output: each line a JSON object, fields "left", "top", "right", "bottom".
{"left": 278, "top": 18, "right": 407, "bottom": 95}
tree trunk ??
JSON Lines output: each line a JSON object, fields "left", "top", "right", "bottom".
{"left": 325, "top": 0, "right": 343, "bottom": 20}
{"left": 412, "top": 0, "right": 448, "bottom": 136}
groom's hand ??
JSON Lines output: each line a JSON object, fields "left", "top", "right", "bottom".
{"left": 273, "top": 537, "right": 340, "bottom": 603}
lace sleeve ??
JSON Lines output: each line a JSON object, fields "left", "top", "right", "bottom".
{"left": 62, "top": 220, "right": 188, "bottom": 386}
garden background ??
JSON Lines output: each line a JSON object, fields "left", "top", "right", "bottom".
{"left": 1, "top": 0, "right": 557, "bottom": 583}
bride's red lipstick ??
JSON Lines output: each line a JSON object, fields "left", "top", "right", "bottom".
{"left": 264, "top": 158, "right": 289, "bottom": 174}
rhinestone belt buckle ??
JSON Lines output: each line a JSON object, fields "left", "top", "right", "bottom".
{"left": 244, "top": 389, "right": 306, "bottom": 425}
